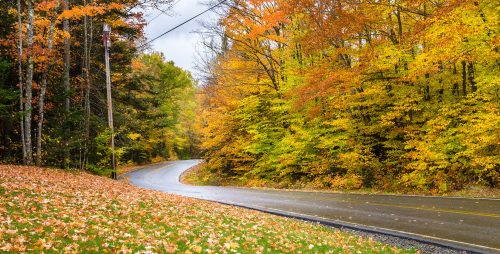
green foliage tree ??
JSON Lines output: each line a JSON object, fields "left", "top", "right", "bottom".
{"left": 117, "top": 53, "right": 197, "bottom": 166}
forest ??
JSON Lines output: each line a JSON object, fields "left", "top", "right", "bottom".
{"left": 0, "top": 0, "right": 498, "bottom": 194}
{"left": 0, "top": 0, "right": 197, "bottom": 175}
{"left": 195, "top": 0, "right": 499, "bottom": 193}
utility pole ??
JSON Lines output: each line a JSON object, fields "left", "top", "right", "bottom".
{"left": 103, "top": 24, "right": 116, "bottom": 179}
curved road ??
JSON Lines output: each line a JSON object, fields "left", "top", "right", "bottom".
{"left": 123, "top": 160, "right": 500, "bottom": 253}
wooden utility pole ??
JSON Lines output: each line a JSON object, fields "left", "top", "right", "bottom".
{"left": 103, "top": 24, "right": 116, "bottom": 179}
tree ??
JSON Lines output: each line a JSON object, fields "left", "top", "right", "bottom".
{"left": 36, "top": 0, "right": 59, "bottom": 166}
{"left": 0, "top": 0, "right": 195, "bottom": 174}
{"left": 16, "top": 0, "right": 26, "bottom": 164}
{"left": 117, "top": 53, "right": 197, "bottom": 165}
{"left": 195, "top": 0, "right": 499, "bottom": 192}
{"left": 24, "top": 0, "right": 35, "bottom": 165}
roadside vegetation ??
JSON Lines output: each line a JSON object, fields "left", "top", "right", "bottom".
{"left": 182, "top": 163, "right": 500, "bottom": 199}
{"left": 1, "top": 0, "right": 498, "bottom": 198}
{"left": 0, "top": 0, "right": 198, "bottom": 175}
{"left": 0, "top": 165, "right": 415, "bottom": 253}
{"left": 194, "top": 0, "right": 499, "bottom": 195}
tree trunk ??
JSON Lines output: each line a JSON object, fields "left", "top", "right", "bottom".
{"left": 36, "top": 15, "right": 56, "bottom": 166}
{"left": 461, "top": 61, "right": 467, "bottom": 96}
{"left": 24, "top": 0, "right": 35, "bottom": 165}
{"left": 63, "top": 0, "right": 71, "bottom": 168}
{"left": 82, "top": 0, "right": 93, "bottom": 170}
{"left": 1, "top": 120, "right": 13, "bottom": 159}
{"left": 468, "top": 62, "right": 477, "bottom": 93}
{"left": 396, "top": 7, "right": 403, "bottom": 43}
{"left": 63, "top": 0, "right": 71, "bottom": 112}
{"left": 16, "top": 0, "right": 26, "bottom": 164}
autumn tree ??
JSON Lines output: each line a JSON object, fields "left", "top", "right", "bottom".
{"left": 0, "top": 0, "right": 201, "bottom": 175}
{"left": 195, "top": 0, "right": 499, "bottom": 192}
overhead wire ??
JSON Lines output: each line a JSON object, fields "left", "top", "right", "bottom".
{"left": 139, "top": 0, "right": 228, "bottom": 49}
{"left": 146, "top": 0, "right": 183, "bottom": 24}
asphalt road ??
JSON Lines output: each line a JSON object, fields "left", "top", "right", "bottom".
{"left": 123, "top": 160, "right": 500, "bottom": 253}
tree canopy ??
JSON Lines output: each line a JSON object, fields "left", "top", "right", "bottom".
{"left": 0, "top": 0, "right": 197, "bottom": 174}
{"left": 195, "top": 0, "right": 499, "bottom": 193}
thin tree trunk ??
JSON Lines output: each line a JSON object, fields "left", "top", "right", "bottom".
{"left": 82, "top": 0, "right": 93, "bottom": 170}
{"left": 468, "top": 62, "right": 477, "bottom": 93}
{"left": 36, "top": 14, "right": 56, "bottom": 166}
{"left": 63, "top": 0, "right": 71, "bottom": 168}
{"left": 461, "top": 61, "right": 467, "bottom": 96}
{"left": 452, "top": 63, "right": 459, "bottom": 97}
{"left": 63, "top": 0, "right": 71, "bottom": 112}
{"left": 396, "top": 7, "right": 403, "bottom": 43}
{"left": 25, "top": 0, "right": 35, "bottom": 165}
{"left": 16, "top": 0, "right": 26, "bottom": 164}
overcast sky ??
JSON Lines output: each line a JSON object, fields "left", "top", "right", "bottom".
{"left": 143, "top": 1, "right": 216, "bottom": 74}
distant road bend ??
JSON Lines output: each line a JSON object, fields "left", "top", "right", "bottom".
{"left": 122, "top": 160, "right": 500, "bottom": 254}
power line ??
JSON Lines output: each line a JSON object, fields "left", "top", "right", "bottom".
{"left": 147, "top": 12, "right": 164, "bottom": 24}
{"left": 146, "top": 0, "right": 183, "bottom": 24}
{"left": 139, "top": 0, "right": 228, "bottom": 49}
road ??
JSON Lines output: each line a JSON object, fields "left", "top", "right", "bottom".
{"left": 122, "top": 160, "right": 500, "bottom": 253}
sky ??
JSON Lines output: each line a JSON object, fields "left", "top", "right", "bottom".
{"left": 143, "top": 0, "right": 217, "bottom": 74}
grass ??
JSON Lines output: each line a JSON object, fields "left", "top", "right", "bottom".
{"left": 0, "top": 165, "right": 416, "bottom": 253}
{"left": 182, "top": 163, "right": 500, "bottom": 199}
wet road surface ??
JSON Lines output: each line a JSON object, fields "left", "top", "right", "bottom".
{"left": 123, "top": 160, "right": 500, "bottom": 253}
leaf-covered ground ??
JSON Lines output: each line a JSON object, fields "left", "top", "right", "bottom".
{"left": 0, "top": 165, "right": 416, "bottom": 253}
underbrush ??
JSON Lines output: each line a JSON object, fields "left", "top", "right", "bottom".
{"left": 182, "top": 164, "right": 500, "bottom": 199}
